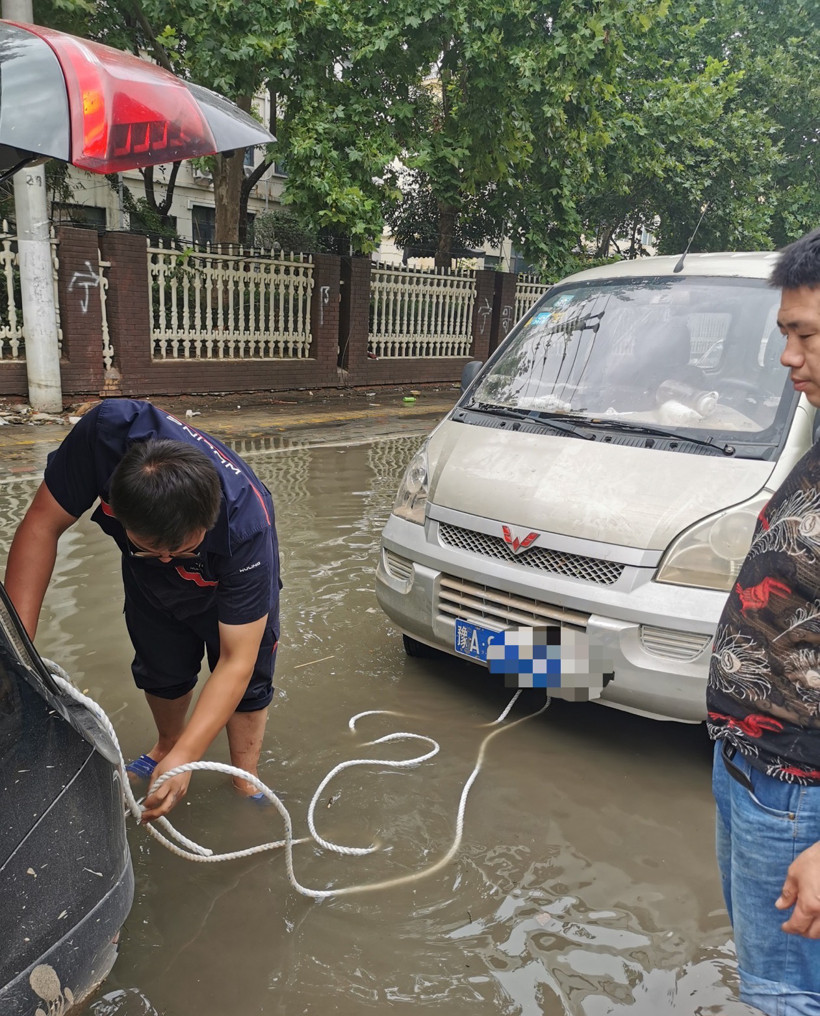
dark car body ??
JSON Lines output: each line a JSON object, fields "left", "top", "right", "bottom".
{"left": 0, "top": 584, "right": 133, "bottom": 1015}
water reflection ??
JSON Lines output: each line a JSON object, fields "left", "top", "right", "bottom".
{"left": 0, "top": 431, "right": 756, "bottom": 1015}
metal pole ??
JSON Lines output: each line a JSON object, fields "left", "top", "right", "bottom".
{"left": 2, "top": 0, "right": 63, "bottom": 412}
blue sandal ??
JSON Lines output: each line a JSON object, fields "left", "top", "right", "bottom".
{"left": 125, "top": 754, "right": 158, "bottom": 779}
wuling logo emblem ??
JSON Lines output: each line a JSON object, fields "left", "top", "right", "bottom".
{"left": 501, "top": 525, "right": 539, "bottom": 554}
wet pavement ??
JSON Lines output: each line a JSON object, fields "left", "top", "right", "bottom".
{"left": 0, "top": 392, "right": 759, "bottom": 1015}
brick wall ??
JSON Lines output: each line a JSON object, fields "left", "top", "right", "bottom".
{"left": 489, "top": 271, "right": 518, "bottom": 355}
{"left": 1, "top": 231, "right": 521, "bottom": 402}
{"left": 57, "top": 226, "right": 107, "bottom": 395}
{"left": 98, "top": 236, "right": 342, "bottom": 398}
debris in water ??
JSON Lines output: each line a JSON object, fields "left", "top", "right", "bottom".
{"left": 294, "top": 654, "right": 335, "bottom": 670}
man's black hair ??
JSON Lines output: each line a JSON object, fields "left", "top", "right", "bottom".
{"left": 770, "top": 226, "right": 820, "bottom": 290}
{"left": 109, "top": 439, "right": 221, "bottom": 547}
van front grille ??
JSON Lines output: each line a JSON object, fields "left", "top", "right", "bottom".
{"left": 437, "top": 574, "right": 589, "bottom": 630}
{"left": 438, "top": 522, "right": 624, "bottom": 586}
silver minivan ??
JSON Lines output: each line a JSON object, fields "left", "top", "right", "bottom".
{"left": 375, "top": 253, "right": 815, "bottom": 722}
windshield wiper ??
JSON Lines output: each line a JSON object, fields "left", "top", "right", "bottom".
{"left": 567, "top": 415, "right": 737, "bottom": 456}
{"left": 463, "top": 402, "right": 594, "bottom": 440}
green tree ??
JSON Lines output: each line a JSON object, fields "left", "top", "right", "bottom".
{"left": 266, "top": 2, "right": 438, "bottom": 254}
{"left": 39, "top": 0, "right": 282, "bottom": 244}
{"left": 572, "top": 0, "right": 818, "bottom": 266}
{"left": 384, "top": 165, "right": 504, "bottom": 260}
{"left": 250, "top": 208, "right": 320, "bottom": 253}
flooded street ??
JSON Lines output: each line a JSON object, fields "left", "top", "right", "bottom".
{"left": 0, "top": 417, "right": 757, "bottom": 1015}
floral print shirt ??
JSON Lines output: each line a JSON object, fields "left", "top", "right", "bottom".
{"left": 707, "top": 443, "right": 820, "bottom": 783}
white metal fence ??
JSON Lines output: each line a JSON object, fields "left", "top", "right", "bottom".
{"left": 514, "top": 273, "right": 550, "bottom": 324}
{"left": 148, "top": 241, "right": 314, "bottom": 360}
{"left": 0, "top": 220, "right": 62, "bottom": 360}
{"left": 369, "top": 263, "right": 476, "bottom": 358}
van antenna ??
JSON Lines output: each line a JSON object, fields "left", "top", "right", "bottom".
{"left": 673, "top": 202, "right": 711, "bottom": 273}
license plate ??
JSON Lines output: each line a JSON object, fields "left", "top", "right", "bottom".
{"left": 454, "top": 620, "right": 606, "bottom": 696}
{"left": 454, "top": 619, "right": 501, "bottom": 662}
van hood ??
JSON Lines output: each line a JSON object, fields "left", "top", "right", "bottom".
{"left": 427, "top": 420, "right": 776, "bottom": 551}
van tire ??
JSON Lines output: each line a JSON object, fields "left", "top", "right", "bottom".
{"left": 402, "top": 634, "right": 441, "bottom": 658}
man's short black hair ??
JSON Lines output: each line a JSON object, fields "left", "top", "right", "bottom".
{"left": 109, "top": 439, "right": 221, "bottom": 547}
{"left": 770, "top": 226, "right": 820, "bottom": 290}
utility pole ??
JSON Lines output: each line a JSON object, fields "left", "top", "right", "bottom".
{"left": 2, "top": 0, "right": 63, "bottom": 412}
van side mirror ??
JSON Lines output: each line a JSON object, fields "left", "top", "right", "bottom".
{"left": 461, "top": 360, "right": 483, "bottom": 392}
{"left": 813, "top": 409, "right": 820, "bottom": 444}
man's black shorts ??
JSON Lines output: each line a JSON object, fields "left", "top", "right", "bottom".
{"left": 122, "top": 567, "right": 278, "bottom": 711}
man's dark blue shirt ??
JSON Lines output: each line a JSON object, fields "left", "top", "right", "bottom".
{"left": 44, "top": 399, "right": 279, "bottom": 627}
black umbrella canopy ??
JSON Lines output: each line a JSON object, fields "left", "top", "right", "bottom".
{"left": 0, "top": 20, "right": 274, "bottom": 178}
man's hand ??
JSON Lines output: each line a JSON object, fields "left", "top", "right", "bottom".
{"left": 141, "top": 757, "right": 192, "bottom": 823}
{"left": 776, "top": 841, "right": 820, "bottom": 937}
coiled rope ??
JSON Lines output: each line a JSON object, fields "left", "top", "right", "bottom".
{"left": 43, "top": 659, "right": 549, "bottom": 900}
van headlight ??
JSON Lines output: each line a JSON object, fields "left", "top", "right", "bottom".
{"left": 392, "top": 442, "right": 429, "bottom": 525}
{"left": 656, "top": 495, "right": 769, "bottom": 591}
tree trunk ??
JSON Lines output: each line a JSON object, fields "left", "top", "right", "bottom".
{"left": 436, "top": 202, "right": 456, "bottom": 269}
{"left": 213, "top": 150, "right": 244, "bottom": 247}
{"left": 596, "top": 223, "right": 616, "bottom": 258}
{"left": 213, "top": 95, "right": 254, "bottom": 247}
{"left": 140, "top": 161, "right": 181, "bottom": 227}
{"left": 239, "top": 87, "right": 278, "bottom": 246}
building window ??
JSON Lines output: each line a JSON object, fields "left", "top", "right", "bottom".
{"left": 53, "top": 203, "right": 107, "bottom": 231}
{"left": 191, "top": 205, "right": 256, "bottom": 246}
{"left": 192, "top": 205, "right": 215, "bottom": 244}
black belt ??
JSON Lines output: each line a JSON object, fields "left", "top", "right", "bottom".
{"left": 721, "top": 740, "right": 754, "bottom": 792}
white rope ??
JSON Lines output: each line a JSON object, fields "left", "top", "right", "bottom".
{"left": 42, "top": 659, "right": 549, "bottom": 899}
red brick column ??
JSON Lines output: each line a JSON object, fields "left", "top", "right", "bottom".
{"left": 489, "top": 271, "right": 517, "bottom": 354}
{"left": 339, "top": 256, "right": 372, "bottom": 380}
{"left": 310, "top": 253, "right": 342, "bottom": 385}
{"left": 471, "top": 269, "right": 496, "bottom": 361}
{"left": 56, "top": 225, "right": 107, "bottom": 396}
{"left": 99, "top": 231, "right": 151, "bottom": 396}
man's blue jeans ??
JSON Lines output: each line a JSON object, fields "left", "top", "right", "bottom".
{"left": 713, "top": 740, "right": 820, "bottom": 1015}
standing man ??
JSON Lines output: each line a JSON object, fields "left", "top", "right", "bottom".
{"left": 708, "top": 226, "right": 820, "bottom": 1015}
{"left": 5, "top": 398, "right": 280, "bottom": 823}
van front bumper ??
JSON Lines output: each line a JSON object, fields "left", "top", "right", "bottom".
{"left": 375, "top": 512, "right": 730, "bottom": 723}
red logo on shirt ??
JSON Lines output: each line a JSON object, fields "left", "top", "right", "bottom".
{"left": 175, "top": 565, "right": 217, "bottom": 588}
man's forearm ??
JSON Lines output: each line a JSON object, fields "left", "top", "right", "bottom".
{"left": 4, "top": 482, "right": 77, "bottom": 640}
{"left": 5, "top": 519, "right": 59, "bottom": 639}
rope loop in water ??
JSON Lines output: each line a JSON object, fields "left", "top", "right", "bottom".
{"left": 42, "top": 660, "right": 549, "bottom": 899}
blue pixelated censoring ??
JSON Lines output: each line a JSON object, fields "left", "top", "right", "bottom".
{"left": 485, "top": 627, "right": 609, "bottom": 697}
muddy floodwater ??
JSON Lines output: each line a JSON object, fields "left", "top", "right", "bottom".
{"left": 0, "top": 422, "right": 759, "bottom": 1015}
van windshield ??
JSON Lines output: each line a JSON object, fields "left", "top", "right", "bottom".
{"left": 467, "top": 277, "right": 794, "bottom": 450}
